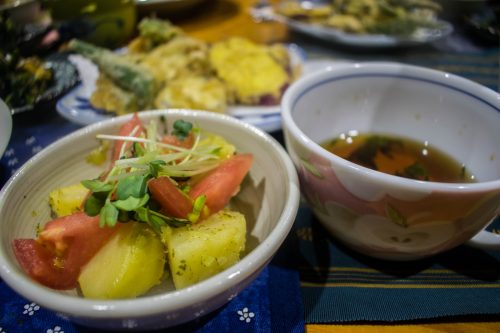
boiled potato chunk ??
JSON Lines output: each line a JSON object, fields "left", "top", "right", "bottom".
{"left": 198, "top": 133, "right": 235, "bottom": 160}
{"left": 79, "top": 222, "right": 166, "bottom": 299}
{"left": 162, "top": 210, "right": 246, "bottom": 290}
{"left": 48, "top": 183, "right": 89, "bottom": 217}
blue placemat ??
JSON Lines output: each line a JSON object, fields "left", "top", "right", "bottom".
{"left": 295, "top": 205, "right": 500, "bottom": 323}
{"left": 0, "top": 115, "right": 81, "bottom": 185}
{"left": 0, "top": 264, "right": 304, "bottom": 333}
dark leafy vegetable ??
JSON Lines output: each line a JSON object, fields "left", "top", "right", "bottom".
{"left": 0, "top": 13, "right": 54, "bottom": 109}
{"left": 398, "top": 161, "right": 429, "bottom": 181}
{"left": 172, "top": 119, "right": 193, "bottom": 141}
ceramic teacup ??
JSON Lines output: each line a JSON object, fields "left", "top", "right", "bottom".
{"left": 281, "top": 62, "right": 500, "bottom": 261}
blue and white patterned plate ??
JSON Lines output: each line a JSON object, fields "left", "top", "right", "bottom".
{"left": 57, "top": 44, "right": 310, "bottom": 132}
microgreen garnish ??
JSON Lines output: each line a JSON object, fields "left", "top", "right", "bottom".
{"left": 172, "top": 119, "right": 193, "bottom": 141}
{"left": 100, "top": 201, "right": 119, "bottom": 228}
{"left": 82, "top": 118, "right": 225, "bottom": 231}
{"left": 81, "top": 179, "right": 114, "bottom": 193}
{"left": 188, "top": 195, "right": 206, "bottom": 223}
{"left": 149, "top": 160, "right": 166, "bottom": 178}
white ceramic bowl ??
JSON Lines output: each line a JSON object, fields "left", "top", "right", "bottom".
{"left": 281, "top": 62, "right": 500, "bottom": 260}
{"left": 0, "top": 109, "right": 300, "bottom": 330}
{"left": 0, "top": 98, "right": 12, "bottom": 158}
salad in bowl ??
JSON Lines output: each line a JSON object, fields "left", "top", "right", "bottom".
{"left": 0, "top": 109, "right": 300, "bottom": 330}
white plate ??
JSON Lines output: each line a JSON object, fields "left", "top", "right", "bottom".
{"left": 252, "top": 6, "right": 453, "bottom": 47}
{"left": 0, "top": 99, "right": 12, "bottom": 158}
{"left": 57, "top": 44, "right": 308, "bottom": 132}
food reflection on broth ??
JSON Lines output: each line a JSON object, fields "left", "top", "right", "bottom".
{"left": 320, "top": 132, "right": 476, "bottom": 183}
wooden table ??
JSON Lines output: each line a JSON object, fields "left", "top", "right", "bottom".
{"left": 159, "top": 1, "right": 500, "bottom": 332}
{"left": 167, "top": 0, "right": 290, "bottom": 44}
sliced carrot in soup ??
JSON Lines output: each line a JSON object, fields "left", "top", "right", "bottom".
{"left": 189, "top": 154, "right": 253, "bottom": 214}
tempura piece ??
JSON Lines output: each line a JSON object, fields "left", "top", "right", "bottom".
{"left": 209, "top": 37, "right": 291, "bottom": 105}
{"left": 155, "top": 76, "right": 227, "bottom": 113}
{"left": 90, "top": 75, "right": 138, "bottom": 115}
{"left": 128, "top": 18, "right": 184, "bottom": 53}
{"left": 68, "top": 39, "right": 156, "bottom": 109}
{"left": 140, "top": 36, "right": 210, "bottom": 86}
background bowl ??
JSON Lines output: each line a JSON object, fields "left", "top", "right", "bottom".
{"left": 43, "top": 0, "right": 137, "bottom": 48}
{"left": 0, "top": 109, "right": 300, "bottom": 330}
{"left": 0, "top": 98, "right": 12, "bottom": 157}
{"left": 281, "top": 62, "right": 500, "bottom": 260}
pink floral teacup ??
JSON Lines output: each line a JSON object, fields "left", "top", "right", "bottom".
{"left": 281, "top": 62, "right": 500, "bottom": 260}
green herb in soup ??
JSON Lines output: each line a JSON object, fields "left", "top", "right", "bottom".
{"left": 320, "top": 133, "right": 475, "bottom": 183}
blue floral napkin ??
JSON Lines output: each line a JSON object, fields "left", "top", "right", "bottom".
{"left": 0, "top": 264, "right": 304, "bottom": 333}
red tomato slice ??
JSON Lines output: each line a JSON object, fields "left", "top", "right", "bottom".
{"left": 13, "top": 239, "right": 76, "bottom": 289}
{"left": 13, "top": 212, "right": 119, "bottom": 290}
{"left": 113, "top": 113, "right": 144, "bottom": 161}
{"left": 148, "top": 176, "right": 193, "bottom": 219}
{"left": 161, "top": 133, "right": 194, "bottom": 149}
{"left": 189, "top": 154, "right": 253, "bottom": 214}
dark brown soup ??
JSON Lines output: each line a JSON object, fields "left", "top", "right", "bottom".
{"left": 320, "top": 132, "right": 475, "bottom": 183}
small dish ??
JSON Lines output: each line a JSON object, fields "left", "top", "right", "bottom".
{"left": 281, "top": 61, "right": 500, "bottom": 260}
{"left": 0, "top": 98, "right": 12, "bottom": 158}
{"left": 10, "top": 53, "right": 80, "bottom": 116}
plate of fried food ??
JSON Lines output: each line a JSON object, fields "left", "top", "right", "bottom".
{"left": 252, "top": 0, "right": 453, "bottom": 47}
{"left": 57, "top": 18, "right": 306, "bottom": 132}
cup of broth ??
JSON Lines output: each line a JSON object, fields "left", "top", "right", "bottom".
{"left": 281, "top": 62, "right": 500, "bottom": 260}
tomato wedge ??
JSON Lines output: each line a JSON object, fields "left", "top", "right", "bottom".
{"left": 113, "top": 113, "right": 145, "bottom": 161}
{"left": 148, "top": 176, "right": 193, "bottom": 219}
{"left": 161, "top": 133, "right": 194, "bottom": 149}
{"left": 12, "top": 212, "right": 119, "bottom": 289}
{"left": 189, "top": 154, "right": 253, "bottom": 214}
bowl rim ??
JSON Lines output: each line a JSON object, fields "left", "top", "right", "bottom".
{"left": 0, "top": 109, "right": 301, "bottom": 319}
{"left": 281, "top": 61, "right": 500, "bottom": 192}
{"left": 0, "top": 98, "right": 12, "bottom": 157}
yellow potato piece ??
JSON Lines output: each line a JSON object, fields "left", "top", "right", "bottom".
{"left": 48, "top": 183, "right": 89, "bottom": 217}
{"left": 78, "top": 222, "right": 166, "bottom": 299}
{"left": 161, "top": 210, "right": 246, "bottom": 290}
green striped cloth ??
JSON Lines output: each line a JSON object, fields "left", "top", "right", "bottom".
{"left": 403, "top": 49, "right": 499, "bottom": 93}
{"left": 295, "top": 205, "right": 500, "bottom": 323}
{"left": 306, "top": 46, "right": 499, "bottom": 93}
